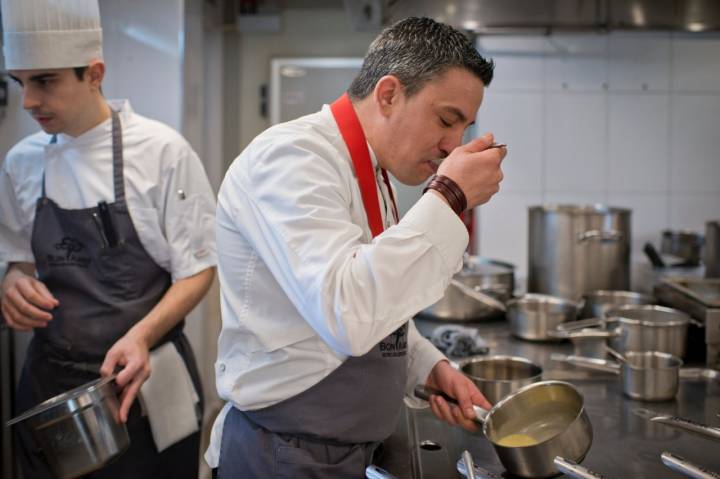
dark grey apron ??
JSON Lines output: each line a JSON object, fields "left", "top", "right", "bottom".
{"left": 15, "top": 110, "right": 203, "bottom": 479}
{"left": 217, "top": 93, "right": 408, "bottom": 478}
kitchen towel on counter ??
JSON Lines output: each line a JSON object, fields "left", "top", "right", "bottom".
{"left": 430, "top": 325, "right": 488, "bottom": 358}
{"left": 139, "top": 341, "right": 200, "bottom": 452}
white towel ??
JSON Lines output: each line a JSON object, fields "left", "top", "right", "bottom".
{"left": 139, "top": 342, "right": 200, "bottom": 452}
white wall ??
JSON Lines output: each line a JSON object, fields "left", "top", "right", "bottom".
{"left": 474, "top": 32, "right": 720, "bottom": 288}
{"left": 233, "top": 8, "right": 377, "bottom": 157}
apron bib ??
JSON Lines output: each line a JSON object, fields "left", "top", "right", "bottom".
{"left": 218, "top": 93, "right": 407, "bottom": 478}
{"left": 15, "top": 110, "right": 203, "bottom": 479}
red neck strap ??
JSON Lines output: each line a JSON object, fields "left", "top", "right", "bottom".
{"left": 330, "top": 93, "right": 398, "bottom": 238}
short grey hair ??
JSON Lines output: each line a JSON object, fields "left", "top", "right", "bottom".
{"left": 348, "top": 17, "right": 494, "bottom": 100}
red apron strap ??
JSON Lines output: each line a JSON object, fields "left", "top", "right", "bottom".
{"left": 330, "top": 93, "right": 387, "bottom": 238}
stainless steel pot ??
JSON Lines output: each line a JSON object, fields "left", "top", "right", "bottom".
{"left": 580, "top": 290, "right": 655, "bottom": 319}
{"left": 416, "top": 381, "right": 593, "bottom": 478}
{"left": 552, "top": 351, "right": 683, "bottom": 401}
{"left": 605, "top": 305, "right": 691, "bottom": 357}
{"left": 507, "top": 294, "right": 582, "bottom": 341}
{"left": 528, "top": 205, "right": 631, "bottom": 300}
{"left": 456, "top": 355, "right": 542, "bottom": 404}
{"left": 422, "top": 256, "right": 514, "bottom": 321}
{"left": 6, "top": 376, "right": 129, "bottom": 479}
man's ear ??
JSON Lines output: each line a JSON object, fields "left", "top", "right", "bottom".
{"left": 86, "top": 60, "right": 106, "bottom": 90}
{"left": 372, "top": 75, "right": 404, "bottom": 118}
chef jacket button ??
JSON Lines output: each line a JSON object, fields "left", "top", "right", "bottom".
{"left": 219, "top": 363, "right": 226, "bottom": 373}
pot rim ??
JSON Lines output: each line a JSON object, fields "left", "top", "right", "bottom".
{"left": 583, "top": 290, "right": 655, "bottom": 303}
{"left": 529, "top": 204, "right": 631, "bottom": 215}
{"left": 6, "top": 376, "right": 115, "bottom": 427}
{"left": 605, "top": 305, "right": 690, "bottom": 327}
{"left": 483, "top": 380, "right": 587, "bottom": 447}
{"left": 622, "top": 351, "right": 684, "bottom": 371}
{"left": 508, "top": 293, "right": 581, "bottom": 310}
{"left": 457, "top": 355, "right": 543, "bottom": 383}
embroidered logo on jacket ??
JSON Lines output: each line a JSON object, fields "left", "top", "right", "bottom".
{"left": 380, "top": 325, "right": 408, "bottom": 357}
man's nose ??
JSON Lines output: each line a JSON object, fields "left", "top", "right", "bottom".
{"left": 22, "top": 88, "right": 42, "bottom": 110}
{"left": 439, "top": 130, "right": 464, "bottom": 157}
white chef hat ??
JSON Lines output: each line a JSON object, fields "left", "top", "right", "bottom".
{"left": 1, "top": 0, "right": 103, "bottom": 70}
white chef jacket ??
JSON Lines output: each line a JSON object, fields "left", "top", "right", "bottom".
{"left": 0, "top": 100, "right": 217, "bottom": 281}
{"left": 205, "top": 104, "right": 469, "bottom": 467}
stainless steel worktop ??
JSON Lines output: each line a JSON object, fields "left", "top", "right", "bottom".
{"left": 379, "top": 318, "right": 720, "bottom": 479}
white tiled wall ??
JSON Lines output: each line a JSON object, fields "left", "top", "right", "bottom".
{"left": 474, "top": 32, "right": 720, "bottom": 289}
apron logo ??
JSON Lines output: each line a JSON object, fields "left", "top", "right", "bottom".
{"left": 48, "top": 236, "right": 90, "bottom": 267}
{"left": 380, "top": 327, "right": 407, "bottom": 357}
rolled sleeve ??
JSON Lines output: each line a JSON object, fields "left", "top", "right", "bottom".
{"left": 161, "top": 146, "right": 218, "bottom": 281}
{"left": 0, "top": 161, "right": 35, "bottom": 264}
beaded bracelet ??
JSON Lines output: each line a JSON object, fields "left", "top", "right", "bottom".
{"left": 423, "top": 174, "right": 467, "bottom": 215}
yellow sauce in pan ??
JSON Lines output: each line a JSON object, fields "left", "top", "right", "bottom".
{"left": 496, "top": 433, "right": 539, "bottom": 447}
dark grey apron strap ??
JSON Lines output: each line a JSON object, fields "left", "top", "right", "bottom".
{"left": 110, "top": 109, "right": 126, "bottom": 204}
{"left": 40, "top": 135, "right": 58, "bottom": 198}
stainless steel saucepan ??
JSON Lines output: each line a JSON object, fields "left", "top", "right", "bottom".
{"left": 552, "top": 350, "right": 683, "bottom": 401}
{"left": 507, "top": 294, "right": 582, "bottom": 341}
{"left": 456, "top": 355, "right": 543, "bottom": 404}
{"left": 604, "top": 305, "right": 694, "bottom": 357}
{"left": 421, "top": 256, "right": 514, "bottom": 321}
{"left": 580, "top": 290, "right": 655, "bottom": 319}
{"left": 415, "top": 380, "right": 593, "bottom": 478}
{"left": 6, "top": 376, "right": 129, "bottom": 479}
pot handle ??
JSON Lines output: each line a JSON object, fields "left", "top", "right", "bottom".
{"left": 661, "top": 452, "right": 720, "bottom": 479}
{"left": 650, "top": 415, "right": 720, "bottom": 442}
{"left": 456, "top": 458, "right": 503, "bottom": 479}
{"left": 450, "top": 279, "right": 507, "bottom": 313}
{"left": 365, "top": 465, "right": 399, "bottom": 479}
{"left": 413, "top": 385, "right": 488, "bottom": 424}
{"left": 551, "top": 354, "right": 621, "bottom": 374}
{"left": 553, "top": 457, "right": 612, "bottom": 479}
{"left": 577, "top": 230, "right": 624, "bottom": 243}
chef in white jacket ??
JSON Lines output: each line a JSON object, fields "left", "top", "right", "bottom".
{"left": 0, "top": 1, "right": 216, "bottom": 477}
{"left": 208, "top": 17, "right": 505, "bottom": 478}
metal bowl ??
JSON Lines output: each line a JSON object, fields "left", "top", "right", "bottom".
{"left": 457, "top": 355, "right": 543, "bottom": 404}
{"left": 580, "top": 290, "right": 655, "bottom": 319}
{"left": 7, "top": 376, "right": 129, "bottom": 479}
{"left": 507, "top": 294, "right": 582, "bottom": 341}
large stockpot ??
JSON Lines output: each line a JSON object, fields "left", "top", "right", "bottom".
{"left": 6, "top": 376, "right": 129, "bottom": 479}
{"left": 507, "top": 294, "right": 582, "bottom": 341}
{"left": 416, "top": 381, "right": 593, "bottom": 478}
{"left": 456, "top": 355, "right": 543, "bottom": 404}
{"left": 580, "top": 290, "right": 655, "bottom": 319}
{"left": 528, "top": 205, "right": 631, "bottom": 300}
{"left": 421, "top": 256, "right": 514, "bottom": 321}
{"left": 605, "top": 305, "right": 692, "bottom": 358}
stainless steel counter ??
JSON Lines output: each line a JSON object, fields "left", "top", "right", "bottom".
{"left": 378, "top": 318, "right": 720, "bottom": 479}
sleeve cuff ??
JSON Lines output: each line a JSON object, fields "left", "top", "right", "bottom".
{"left": 400, "top": 192, "right": 468, "bottom": 274}
{"left": 405, "top": 320, "right": 448, "bottom": 398}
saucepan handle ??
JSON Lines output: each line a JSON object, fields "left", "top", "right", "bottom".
{"left": 554, "top": 457, "right": 612, "bottom": 479}
{"left": 456, "top": 458, "right": 503, "bottom": 479}
{"left": 550, "top": 354, "right": 621, "bottom": 374}
{"left": 413, "top": 385, "right": 488, "bottom": 423}
{"left": 365, "top": 465, "right": 399, "bottom": 479}
{"left": 650, "top": 416, "right": 720, "bottom": 442}
{"left": 661, "top": 452, "right": 720, "bottom": 479}
{"left": 577, "top": 230, "right": 623, "bottom": 243}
